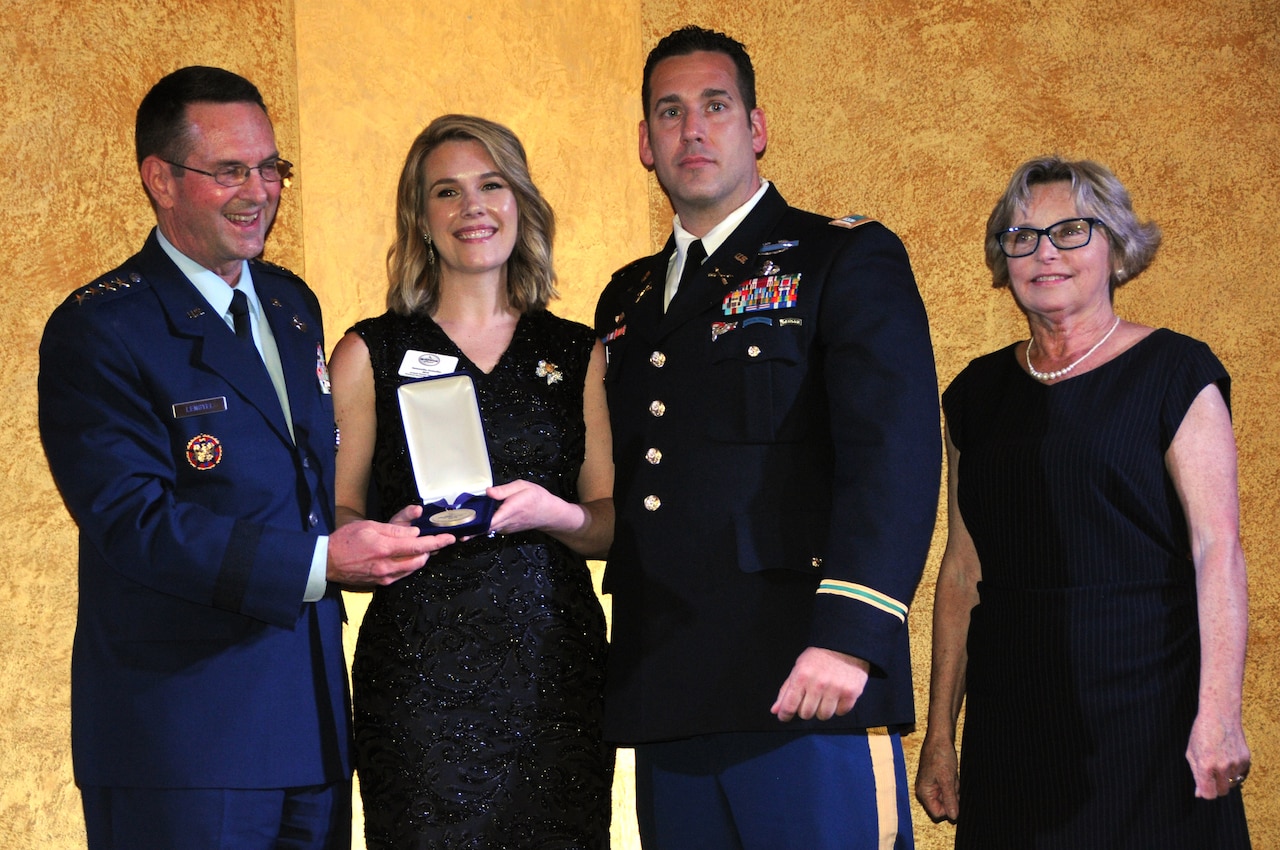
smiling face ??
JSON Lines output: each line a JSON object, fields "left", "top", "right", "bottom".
{"left": 422, "top": 139, "right": 519, "bottom": 281}
{"left": 640, "top": 50, "right": 767, "bottom": 235}
{"left": 1006, "top": 181, "right": 1114, "bottom": 320}
{"left": 142, "top": 101, "right": 282, "bottom": 287}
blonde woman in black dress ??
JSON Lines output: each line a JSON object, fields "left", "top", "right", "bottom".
{"left": 330, "top": 115, "right": 613, "bottom": 849}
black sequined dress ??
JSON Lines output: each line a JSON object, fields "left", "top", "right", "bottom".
{"left": 350, "top": 309, "right": 612, "bottom": 850}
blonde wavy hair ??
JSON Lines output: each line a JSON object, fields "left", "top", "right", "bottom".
{"left": 386, "top": 115, "right": 557, "bottom": 315}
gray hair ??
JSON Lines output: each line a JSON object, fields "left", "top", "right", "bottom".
{"left": 985, "top": 155, "right": 1161, "bottom": 292}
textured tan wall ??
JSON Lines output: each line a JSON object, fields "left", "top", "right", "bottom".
{"left": 4, "top": 0, "right": 1277, "bottom": 848}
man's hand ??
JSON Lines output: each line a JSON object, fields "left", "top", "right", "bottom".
{"left": 771, "top": 646, "right": 871, "bottom": 721}
{"left": 327, "top": 505, "right": 454, "bottom": 588}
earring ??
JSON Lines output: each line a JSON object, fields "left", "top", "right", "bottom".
{"left": 422, "top": 231, "right": 435, "bottom": 266}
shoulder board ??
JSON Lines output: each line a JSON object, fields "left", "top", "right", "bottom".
{"left": 68, "top": 271, "right": 146, "bottom": 307}
{"left": 829, "top": 214, "right": 878, "bottom": 230}
{"left": 249, "top": 256, "right": 304, "bottom": 281}
{"left": 611, "top": 255, "right": 650, "bottom": 280}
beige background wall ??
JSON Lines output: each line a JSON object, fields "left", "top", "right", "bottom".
{"left": 2, "top": 0, "right": 1276, "bottom": 848}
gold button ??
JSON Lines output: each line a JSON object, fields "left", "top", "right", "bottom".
{"left": 644, "top": 495, "right": 661, "bottom": 511}
{"left": 649, "top": 400, "right": 666, "bottom": 417}
{"left": 650, "top": 351, "right": 666, "bottom": 367}
{"left": 645, "top": 448, "right": 662, "bottom": 465}
{"left": 747, "top": 345, "right": 761, "bottom": 357}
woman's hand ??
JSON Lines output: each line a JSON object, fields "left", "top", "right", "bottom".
{"left": 915, "top": 734, "right": 961, "bottom": 822}
{"left": 1187, "top": 709, "right": 1251, "bottom": 799}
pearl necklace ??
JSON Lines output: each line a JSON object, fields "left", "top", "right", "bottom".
{"left": 1025, "top": 316, "right": 1121, "bottom": 382}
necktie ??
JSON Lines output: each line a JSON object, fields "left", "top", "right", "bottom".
{"left": 229, "top": 289, "right": 252, "bottom": 341}
{"left": 666, "top": 239, "right": 706, "bottom": 311}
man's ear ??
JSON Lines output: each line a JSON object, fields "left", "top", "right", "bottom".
{"left": 139, "top": 155, "right": 177, "bottom": 210}
{"left": 638, "top": 120, "right": 655, "bottom": 171}
{"left": 750, "top": 107, "right": 768, "bottom": 157}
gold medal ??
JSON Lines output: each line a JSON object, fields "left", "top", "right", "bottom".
{"left": 429, "top": 508, "right": 476, "bottom": 527}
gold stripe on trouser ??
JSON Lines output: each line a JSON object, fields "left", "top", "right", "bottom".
{"left": 867, "top": 726, "right": 898, "bottom": 850}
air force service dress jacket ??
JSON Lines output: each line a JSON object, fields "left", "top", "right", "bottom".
{"left": 38, "top": 230, "right": 351, "bottom": 789}
{"left": 595, "top": 185, "right": 941, "bottom": 744}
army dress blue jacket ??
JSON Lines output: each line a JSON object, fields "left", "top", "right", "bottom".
{"left": 594, "top": 185, "right": 941, "bottom": 743}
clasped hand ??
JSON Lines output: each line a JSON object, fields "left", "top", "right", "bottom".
{"left": 771, "top": 646, "right": 871, "bottom": 722}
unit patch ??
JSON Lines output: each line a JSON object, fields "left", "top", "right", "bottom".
{"left": 185, "top": 434, "right": 223, "bottom": 470}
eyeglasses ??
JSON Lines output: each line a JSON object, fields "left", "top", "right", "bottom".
{"left": 162, "top": 158, "right": 294, "bottom": 188}
{"left": 996, "top": 217, "right": 1103, "bottom": 258}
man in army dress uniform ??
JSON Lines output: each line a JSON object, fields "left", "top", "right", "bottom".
{"left": 595, "top": 26, "right": 941, "bottom": 849}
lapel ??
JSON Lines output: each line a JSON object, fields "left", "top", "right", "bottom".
{"left": 134, "top": 232, "right": 295, "bottom": 447}
{"left": 618, "top": 239, "right": 674, "bottom": 343}
{"left": 256, "top": 271, "right": 321, "bottom": 447}
{"left": 658, "top": 186, "right": 791, "bottom": 338}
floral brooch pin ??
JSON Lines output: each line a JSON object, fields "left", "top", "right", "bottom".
{"left": 535, "top": 360, "right": 563, "bottom": 385}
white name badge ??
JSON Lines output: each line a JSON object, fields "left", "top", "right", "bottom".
{"left": 398, "top": 350, "right": 459, "bottom": 379}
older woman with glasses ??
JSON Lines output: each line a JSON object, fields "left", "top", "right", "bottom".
{"left": 915, "top": 156, "right": 1252, "bottom": 848}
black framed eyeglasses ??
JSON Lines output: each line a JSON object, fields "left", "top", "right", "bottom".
{"left": 162, "top": 158, "right": 294, "bottom": 188}
{"left": 996, "top": 217, "right": 1103, "bottom": 258}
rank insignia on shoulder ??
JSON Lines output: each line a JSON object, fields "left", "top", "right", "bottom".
{"left": 185, "top": 433, "right": 223, "bottom": 470}
{"left": 251, "top": 257, "right": 302, "bottom": 279}
{"left": 73, "top": 275, "right": 135, "bottom": 305}
{"left": 830, "top": 214, "right": 876, "bottom": 229}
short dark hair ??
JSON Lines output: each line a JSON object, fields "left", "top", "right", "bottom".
{"left": 135, "top": 66, "right": 268, "bottom": 167}
{"left": 642, "top": 26, "right": 756, "bottom": 118}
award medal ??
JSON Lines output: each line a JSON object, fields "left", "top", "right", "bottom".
{"left": 429, "top": 508, "right": 476, "bottom": 527}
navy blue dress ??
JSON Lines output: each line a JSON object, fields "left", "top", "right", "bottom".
{"left": 943, "top": 329, "right": 1250, "bottom": 849}
{"left": 350, "top": 309, "right": 612, "bottom": 850}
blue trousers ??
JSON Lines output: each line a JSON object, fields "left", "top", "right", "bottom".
{"left": 635, "top": 729, "right": 913, "bottom": 850}
{"left": 80, "top": 781, "right": 352, "bottom": 850}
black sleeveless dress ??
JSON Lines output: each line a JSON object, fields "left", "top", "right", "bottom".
{"left": 350, "top": 309, "right": 612, "bottom": 850}
{"left": 943, "top": 329, "right": 1250, "bottom": 849}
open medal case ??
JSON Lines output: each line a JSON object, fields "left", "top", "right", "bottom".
{"left": 396, "top": 373, "right": 498, "bottom": 536}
